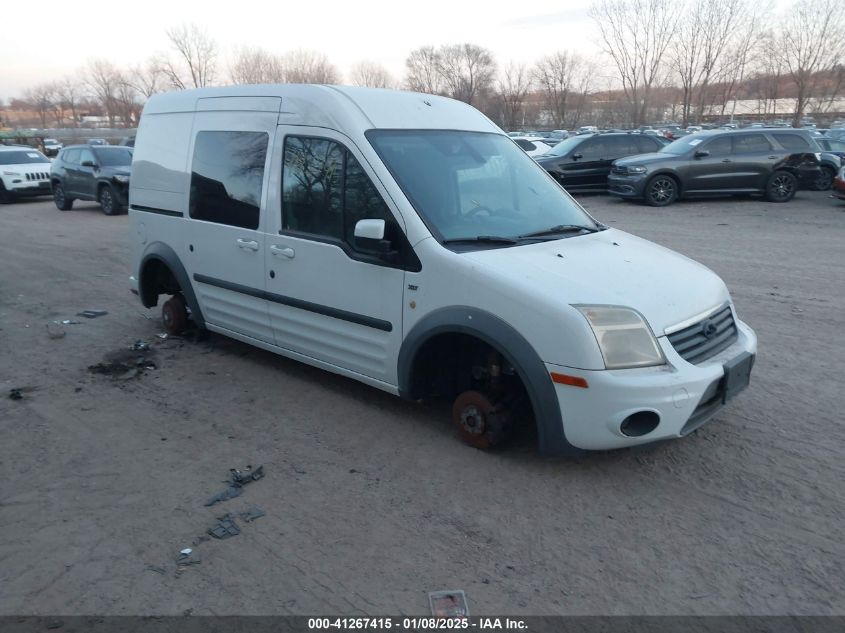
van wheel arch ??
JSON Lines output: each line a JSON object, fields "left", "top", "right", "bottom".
{"left": 138, "top": 242, "right": 205, "bottom": 329}
{"left": 397, "top": 307, "right": 581, "bottom": 456}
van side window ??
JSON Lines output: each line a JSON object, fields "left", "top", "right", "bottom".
{"left": 282, "top": 137, "right": 344, "bottom": 239}
{"left": 189, "top": 131, "right": 269, "bottom": 230}
{"left": 282, "top": 136, "right": 394, "bottom": 252}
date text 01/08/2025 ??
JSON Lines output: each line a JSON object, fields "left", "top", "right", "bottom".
{"left": 307, "top": 617, "right": 528, "bottom": 630}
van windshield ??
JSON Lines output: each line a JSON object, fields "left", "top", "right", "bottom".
{"left": 367, "top": 130, "right": 598, "bottom": 245}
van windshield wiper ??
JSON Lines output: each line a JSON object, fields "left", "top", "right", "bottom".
{"left": 442, "top": 235, "right": 519, "bottom": 245}
{"left": 518, "top": 224, "right": 600, "bottom": 239}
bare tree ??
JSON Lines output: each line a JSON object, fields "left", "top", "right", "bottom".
{"left": 163, "top": 23, "right": 217, "bottom": 89}
{"left": 436, "top": 44, "right": 496, "bottom": 105}
{"left": 497, "top": 62, "right": 532, "bottom": 130}
{"left": 23, "top": 84, "right": 57, "bottom": 128}
{"left": 56, "top": 77, "right": 83, "bottom": 127}
{"left": 775, "top": 0, "right": 845, "bottom": 126}
{"left": 590, "top": 0, "right": 674, "bottom": 126}
{"left": 350, "top": 61, "right": 393, "bottom": 88}
{"left": 405, "top": 46, "right": 444, "bottom": 94}
{"left": 125, "top": 58, "right": 166, "bottom": 99}
{"left": 282, "top": 50, "right": 340, "bottom": 84}
{"left": 86, "top": 59, "right": 122, "bottom": 125}
{"left": 533, "top": 52, "right": 597, "bottom": 129}
{"left": 717, "top": 2, "right": 768, "bottom": 121}
{"left": 230, "top": 46, "right": 286, "bottom": 84}
{"left": 670, "top": 0, "right": 746, "bottom": 125}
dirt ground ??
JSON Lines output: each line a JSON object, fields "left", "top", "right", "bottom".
{"left": 1, "top": 191, "right": 843, "bottom": 616}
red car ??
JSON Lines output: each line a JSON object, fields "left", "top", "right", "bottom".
{"left": 833, "top": 169, "right": 845, "bottom": 200}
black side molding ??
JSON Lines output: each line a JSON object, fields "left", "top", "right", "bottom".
{"left": 131, "top": 205, "right": 183, "bottom": 217}
{"left": 193, "top": 274, "right": 393, "bottom": 333}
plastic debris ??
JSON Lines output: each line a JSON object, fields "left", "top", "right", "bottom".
{"left": 130, "top": 340, "right": 150, "bottom": 351}
{"left": 77, "top": 310, "right": 108, "bottom": 319}
{"left": 239, "top": 507, "right": 266, "bottom": 523}
{"left": 176, "top": 550, "right": 202, "bottom": 566}
{"left": 429, "top": 590, "right": 469, "bottom": 618}
{"left": 208, "top": 514, "right": 240, "bottom": 539}
{"left": 205, "top": 485, "right": 242, "bottom": 507}
{"left": 61, "top": 320, "right": 81, "bottom": 325}
{"left": 157, "top": 333, "right": 169, "bottom": 340}
{"left": 205, "top": 464, "right": 264, "bottom": 507}
{"left": 9, "top": 389, "right": 23, "bottom": 401}
{"left": 180, "top": 548, "right": 192, "bottom": 555}
{"left": 229, "top": 464, "right": 264, "bottom": 486}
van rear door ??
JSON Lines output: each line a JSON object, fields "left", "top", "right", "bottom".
{"left": 185, "top": 108, "right": 278, "bottom": 343}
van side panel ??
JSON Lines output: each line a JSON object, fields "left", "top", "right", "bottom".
{"left": 131, "top": 112, "right": 193, "bottom": 211}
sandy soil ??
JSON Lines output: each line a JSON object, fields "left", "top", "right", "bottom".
{"left": 1, "top": 192, "right": 843, "bottom": 616}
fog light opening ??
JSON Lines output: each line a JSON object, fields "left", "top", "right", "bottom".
{"left": 620, "top": 411, "right": 660, "bottom": 437}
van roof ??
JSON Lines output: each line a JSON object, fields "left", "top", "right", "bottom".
{"left": 142, "top": 84, "right": 500, "bottom": 134}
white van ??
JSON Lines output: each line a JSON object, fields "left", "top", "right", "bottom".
{"left": 128, "top": 85, "right": 757, "bottom": 455}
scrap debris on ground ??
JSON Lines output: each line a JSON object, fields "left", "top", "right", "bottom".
{"left": 205, "top": 464, "right": 264, "bottom": 507}
{"left": 88, "top": 347, "right": 157, "bottom": 381}
{"left": 77, "top": 310, "right": 108, "bottom": 319}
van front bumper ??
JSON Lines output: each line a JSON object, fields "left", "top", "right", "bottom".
{"left": 546, "top": 318, "right": 757, "bottom": 451}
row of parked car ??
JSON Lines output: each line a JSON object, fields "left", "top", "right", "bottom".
{"left": 2, "top": 126, "right": 844, "bottom": 213}
{"left": 0, "top": 142, "right": 133, "bottom": 213}
{"left": 521, "top": 128, "right": 844, "bottom": 207}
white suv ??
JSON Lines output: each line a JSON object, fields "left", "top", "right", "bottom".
{"left": 128, "top": 86, "right": 757, "bottom": 455}
{"left": 0, "top": 145, "right": 53, "bottom": 203}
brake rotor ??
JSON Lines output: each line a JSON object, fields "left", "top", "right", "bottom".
{"left": 451, "top": 390, "right": 510, "bottom": 450}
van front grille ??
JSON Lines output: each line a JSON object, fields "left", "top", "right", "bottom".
{"left": 667, "top": 305, "right": 738, "bottom": 364}
{"left": 25, "top": 172, "right": 49, "bottom": 181}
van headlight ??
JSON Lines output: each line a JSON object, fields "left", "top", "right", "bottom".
{"left": 3, "top": 171, "right": 21, "bottom": 176}
{"left": 113, "top": 174, "right": 130, "bottom": 184}
{"left": 575, "top": 305, "right": 666, "bottom": 369}
{"left": 627, "top": 165, "right": 648, "bottom": 174}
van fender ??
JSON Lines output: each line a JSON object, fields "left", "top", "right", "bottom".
{"left": 397, "top": 307, "right": 581, "bottom": 456}
{"left": 138, "top": 241, "right": 205, "bottom": 329}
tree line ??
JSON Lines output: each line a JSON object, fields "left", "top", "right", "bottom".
{"left": 5, "top": 0, "right": 844, "bottom": 131}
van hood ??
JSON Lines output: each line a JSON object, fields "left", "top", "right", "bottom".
{"left": 463, "top": 228, "right": 729, "bottom": 335}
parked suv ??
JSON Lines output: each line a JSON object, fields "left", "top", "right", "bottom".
{"left": 608, "top": 129, "right": 822, "bottom": 206}
{"left": 42, "top": 138, "right": 63, "bottom": 157}
{"left": 0, "top": 145, "right": 53, "bottom": 203}
{"left": 536, "top": 133, "right": 667, "bottom": 193}
{"left": 51, "top": 144, "right": 133, "bottom": 214}
{"left": 129, "top": 85, "right": 756, "bottom": 455}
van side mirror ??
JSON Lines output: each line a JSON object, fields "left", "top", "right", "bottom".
{"left": 354, "top": 219, "right": 396, "bottom": 260}
{"left": 572, "top": 153, "right": 583, "bottom": 161}
{"left": 694, "top": 150, "right": 710, "bottom": 158}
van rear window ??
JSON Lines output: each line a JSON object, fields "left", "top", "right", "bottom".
{"left": 189, "top": 131, "right": 269, "bottom": 230}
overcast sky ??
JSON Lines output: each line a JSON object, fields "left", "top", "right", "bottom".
{"left": 0, "top": 0, "right": 606, "bottom": 101}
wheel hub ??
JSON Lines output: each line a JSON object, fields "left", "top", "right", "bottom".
{"left": 451, "top": 390, "right": 511, "bottom": 450}
{"left": 459, "top": 405, "right": 486, "bottom": 436}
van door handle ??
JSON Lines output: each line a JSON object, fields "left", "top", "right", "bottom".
{"left": 768, "top": 155, "right": 778, "bottom": 159}
{"left": 270, "top": 245, "right": 295, "bottom": 259}
{"left": 236, "top": 238, "right": 259, "bottom": 252}
{"left": 721, "top": 159, "right": 732, "bottom": 163}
